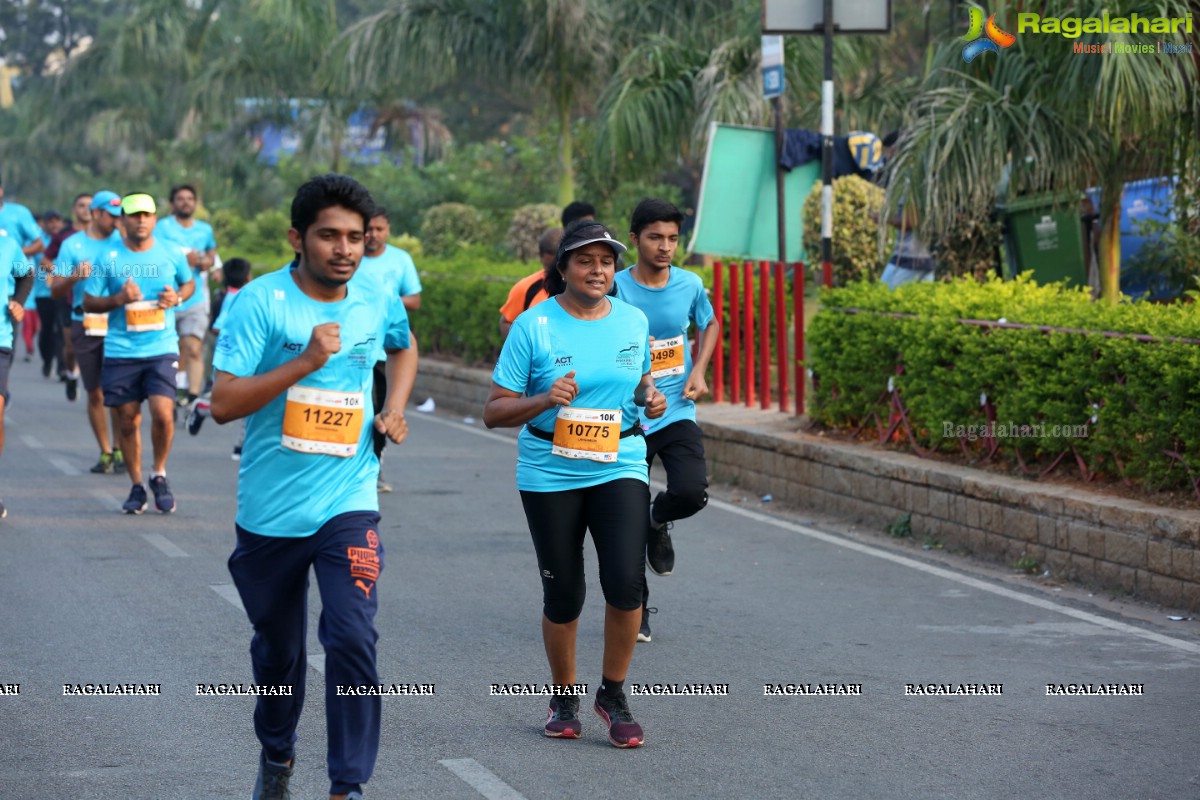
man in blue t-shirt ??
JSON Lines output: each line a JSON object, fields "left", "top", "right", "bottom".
{"left": 83, "top": 193, "right": 194, "bottom": 515}
{"left": 52, "top": 190, "right": 125, "bottom": 474}
{"left": 613, "top": 198, "right": 720, "bottom": 643}
{"left": 360, "top": 205, "right": 421, "bottom": 493}
{"left": 1, "top": 227, "right": 35, "bottom": 522}
{"left": 211, "top": 174, "right": 417, "bottom": 800}
{"left": 156, "top": 183, "right": 219, "bottom": 409}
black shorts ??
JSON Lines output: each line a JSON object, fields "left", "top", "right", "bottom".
{"left": 102, "top": 354, "right": 178, "bottom": 407}
{"left": 0, "top": 347, "right": 12, "bottom": 404}
{"left": 70, "top": 321, "right": 106, "bottom": 393}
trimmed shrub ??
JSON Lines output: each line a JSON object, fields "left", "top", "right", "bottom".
{"left": 506, "top": 204, "right": 560, "bottom": 261}
{"left": 421, "top": 203, "right": 484, "bottom": 258}
{"left": 801, "top": 175, "right": 893, "bottom": 285}
{"left": 808, "top": 275, "right": 1200, "bottom": 497}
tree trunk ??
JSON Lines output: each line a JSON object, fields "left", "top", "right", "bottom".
{"left": 1097, "top": 184, "right": 1122, "bottom": 304}
{"left": 557, "top": 93, "right": 574, "bottom": 207}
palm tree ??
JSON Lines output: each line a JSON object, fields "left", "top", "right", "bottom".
{"left": 887, "top": 0, "right": 1198, "bottom": 303}
{"left": 330, "top": 0, "right": 616, "bottom": 205}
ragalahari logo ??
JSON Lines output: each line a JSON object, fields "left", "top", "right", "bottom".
{"left": 961, "top": 8, "right": 1016, "bottom": 62}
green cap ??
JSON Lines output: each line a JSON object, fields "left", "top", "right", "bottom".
{"left": 121, "top": 193, "right": 157, "bottom": 215}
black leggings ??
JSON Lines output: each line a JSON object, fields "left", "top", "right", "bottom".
{"left": 35, "top": 297, "right": 64, "bottom": 374}
{"left": 520, "top": 479, "right": 649, "bottom": 624}
{"left": 372, "top": 361, "right": 387, "bottom": 460}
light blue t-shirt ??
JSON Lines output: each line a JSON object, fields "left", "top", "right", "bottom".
{"left": 0, "top": 201, "right": 42, "bottom": 251}
{"left": 83, "top": 238, "right": 191, "bottom": 359}
{"left": 356, "top": 244, "right": 421, "bottom": 299}
{"left": 57, "top": 229, "right": 121, "bottom": 321}
{"left": 32, "top": 231, "right": 54, "bottom": 299}
{"left": 493, "top": 296, "right": 652, "bottom": 492}
{"left": 213, "top": 267, "right": 411, "bottom": 538}
{"left": 156, "top": 216, "right": 217, "bottom": 312}
{"left": 1, "top": 231, "right": 32, "bottom": 349}
{"left": 613, "top": 267, "right": 715, "bottom": 434}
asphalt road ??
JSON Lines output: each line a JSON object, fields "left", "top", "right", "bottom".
{"left": 2, "top": 352, "right": 1199, "bottom": 799}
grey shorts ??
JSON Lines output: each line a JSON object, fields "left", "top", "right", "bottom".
{"left": 70, "top": 321, "right": 106, "bottom": 393}
{"left": 175, "top": 300, "right": 210, "bottom": 341}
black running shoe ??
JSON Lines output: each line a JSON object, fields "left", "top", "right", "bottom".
{"left": 0, "top": 499, "right": 7, "bottom": 520}
{"left": 186, "top": 399, "right": 209, "bottom": 436}
{"left": 90, "top": 453, "right": 115, "bottom": 474}
{"left": 252, "top": 752, "right": 293, "bottom": 800}
{"left": 149, "top": 475, "right": 176, "bottom": 514}
{"left": 66, "top": 375, "right": 78, "bottom": 401}
{"left": 113, "top": 449, "right": 127, "bottom": 474}
{"left": 545, "top": 694, "right": 582, "bottom": 738}
{"left": 637, "top": 606, "right": 657, "bottom": 643}
{"left": 41, "top": 360, "right": 51, "bottom": 378}
{"left": 122, "top": 484, "right": 148, "bottom": 514}
{"left": 594, "top": 690, "right": 644, "bottom": 748}
{"left": 647, "top": 520, "right": 675, "bottom": 576}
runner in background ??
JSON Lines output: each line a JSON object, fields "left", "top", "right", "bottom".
{"left": 186, "top": 257, "right": 251, "bottom": 460}
{"left": 211, "top": 174, "right": 417, "bottom": 800}
{"left": 1, "top": 226, "right": 35, "bottom": 520}
{"left": 83, "top": 192, "right": 194, "bottom": 514}
{"left": 484, "top": 220, "right": 665, "bottom": 749}
{"left": 34, "top": 211, "right": 65, "bottom": 380}
{"left": 613, "top": 198, "right": 718, "bottom": 643}
{"left": 360, "top": 206, "right": 421, "bottom": 493}
{"left": 156, "top": 183, "right": 218, "bottom": 412}
{"left": 498, "top": 227, "right": 562, "bottom": 340}
{"left": 46, "top": 193, "right": 93, "bottom": 400}
{"left": 52, "top": 190, "right": 125, "bottom": 474}
{"left": 20, "top": 288, "right": 38, "bottom": 361}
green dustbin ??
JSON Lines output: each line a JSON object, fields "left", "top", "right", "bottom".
{"left": 995, "top": 192, "right": 1087, "bottom": 288}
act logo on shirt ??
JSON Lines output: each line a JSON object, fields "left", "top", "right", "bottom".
{"left": 554, "top": 355, "right": 573, "bottom": 367}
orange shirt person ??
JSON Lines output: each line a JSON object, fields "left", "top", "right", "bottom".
{"left": 498, "top": 228, "right": 561, "bottom": 339}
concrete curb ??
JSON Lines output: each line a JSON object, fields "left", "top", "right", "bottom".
{"left": 413, "top": 358, "right": 1200, "bottom": 611}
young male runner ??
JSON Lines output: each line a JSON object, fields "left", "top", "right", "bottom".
{"left": 359, "top": 206, "right": 420, "bottom": 493}
{"left": 45, "top": 193, "right": 93, "bottom": 398}
{"left": 156, "top": 183, "right": 218, "bottom": 408}
{"left": 52, "top": 190, "right": 125, "bottom": 473}
{"left": 211, "top": 174, "right": 417, "bottom": 800}
{"left": 83, "top": 193, "right": 194, "bottom": 513}
{"left": 613, "top": 198, "right": 719, "bottom": 642}
{"left": 0, "top": 227, "right": 35, "bottom": 520}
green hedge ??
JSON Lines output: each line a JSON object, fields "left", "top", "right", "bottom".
{"left": 808, "top": 275, "right": 1200, "bottom": 496}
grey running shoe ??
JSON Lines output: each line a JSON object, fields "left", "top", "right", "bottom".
{"left": 0, "top": 499, "right": 7, "bottom": 520}
{"left": 377, "top": 474, "right": 393, "bottom": 493}
{"left": 90, "top": 452, "right": 115, "bottom": 474}
{"left": 544, "top": 694, "right": 582, "bottom": 738}
{"left": 149, "top": 475, "right": 176, "bottom": 514}
{"left": 252, "top": 752, "right": 292, "bottom": 800}
{"left": 647, "top": 519, "right": 674, "bottom": 576}
{"left": 637, "top": 606, "right": 657, "bottom": 643}
{"left": 594, "top": 690, "right": 644, "bottom": 748}
{"left": 122, "top": 484, "right": 148, "bottom": 514}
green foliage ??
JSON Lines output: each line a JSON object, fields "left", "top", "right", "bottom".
{"left": 421, "top": 203, "right": 485, "bottom": 258}
{"left": 801, "top": 176, "right": 893, "bottom": 286}
{"left": 809, "top": 275, "right": 1200, "bottom": 498}
{"left": 506, "top": 204, "right": 560, "bottom": 261}
{"left": 391, "top": 233, "right": 422, "bottom": 259}
{"left": 888, "top": 512, "right": 912, "bottom": 538}
{"left": 209, "top": 207, "right": 295, "bottom": 274}
{"left": 419, "top": 256, "right": 535, "bottom": 363}
{"left": 931, "top": 213, "right": 1004, "bottom": 282}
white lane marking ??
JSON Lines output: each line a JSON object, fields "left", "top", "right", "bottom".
{"left": 210, "top": 584, "right": 245, "bottom": 612}
{"left": 19, "top": 433, "right": 40, "bottom": 449}
{"left": 209, "top": 586, "right": 327, "bottom": 674}
{"left": 439, "top": 758, "right": 528, "bottom": 800}
{"left": 47, "top": 456, "right": 82, "bottom": 476}
{"left": 90, "top": 490, "right": 122, "bottom": 511}
{"left": 419, "top": 411, "right": 1200, "bottom": 658}
{"left": 142, "top": 533, "right": 189, "bottom": 558}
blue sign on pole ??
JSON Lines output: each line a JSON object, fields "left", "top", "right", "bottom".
{"left": 762, "top": 64, "right": 785, "bottom": 99}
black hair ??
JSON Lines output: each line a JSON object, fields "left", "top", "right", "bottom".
{"left": 545, "top": 219, "right": 620, "bottom": 296}
{"left": 561, "top": 201, "right": 596, "bottom": 228}
{"left": 41, "top": 210, "right": 63, "bottom": 221}
{"left": 629, "top": 198, "right": 683, "bottom": 237}
{"left": 370, "top": 206, "right": 389, "bottom": 221}
{"left": 169, "top": 183, "right": 198, "bottom": 202}
{"left": 882, "top": 130, "right": 902, "bottom": 148}
{"left": 74, "top": 192, "right": 93, "bottom": 204}
{"left": 223, "top": 257, "right": 252, "bottom": 288}
{"left": 289, "top": 173, "right": 375, "bottom": 238}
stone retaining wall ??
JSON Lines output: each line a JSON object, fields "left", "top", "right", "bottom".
{"left": 414, "top": 359, "right": 1200, "bottom": 611}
